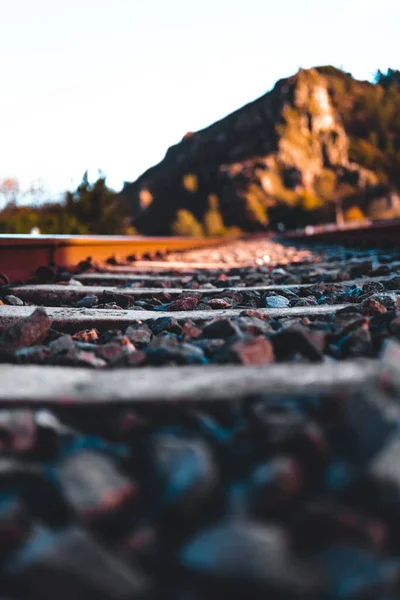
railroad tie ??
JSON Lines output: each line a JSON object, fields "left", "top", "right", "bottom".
{"left": 0, "top": 234, "right": 400, "bottom": 598}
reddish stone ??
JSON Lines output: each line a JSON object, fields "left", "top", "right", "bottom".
{"left": 236, "top": 316, "right": 273, "bottom": 336}
{"left": 120, "top": 335, "right": 134, "bottom": 347}
{"left": 0, "top": 410, "right": 36, "bottom": 453}
{"left": 181, "top": 276, "right": 194, "bottom": 285}
{"left": 125, "top": 323, "right": 152, "bottom": 345}
{"left": 362, "top": 298, "right": 387, "bottom": 316}
{"left": 240, "top": 309, "right": 268, "bottom": 320}
{"left": 230, "top": 336, "right": 275, "bottom": 365}
{"left": 73, "top": 351, "right": 107, "bottom": 368}
{"left": 182, "top": 321, "right": 203, "bottom": 340}
{"left": 59, "top": 450, "right": 136, "bottom": 520}
{"left": 207, "top": 298, "right": 232, "bottom": 309}
{"left": 158, "top": 292, "right": 174, "bottom": 303}
{"left": 0, "top": 308, "right": 51, "bottom": 352}
{"left": 168, "top": 296, "right": 199, "bottom": 311}
{"left": 72, "top": 329, "right": 99, "bottom": 343}
{"left": 94, "top": 341, "right": 135, "bottom": 362}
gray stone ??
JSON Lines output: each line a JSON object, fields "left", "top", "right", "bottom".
{"left": 265, "top": 295, "right": 290, "bottom": 309}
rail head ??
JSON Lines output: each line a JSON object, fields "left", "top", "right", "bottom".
{"left": 283, "top": 220, "right": 400, "bottom": 244}
{"left": 0, "top": 234, "right": 227, "bottom": 283}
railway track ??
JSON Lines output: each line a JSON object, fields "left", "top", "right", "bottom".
{"left": 285, "top": 218, "right": 400, "bottom": 245}
{"left": 1, "top": 232, "right": 400, "bottom": 599}
{"left": 0, "top": 234, "right": 225, "bottom": 283}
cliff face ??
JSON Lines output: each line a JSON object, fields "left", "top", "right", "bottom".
{"left": 121, "top": 67, "right": 399, "bottom": 234}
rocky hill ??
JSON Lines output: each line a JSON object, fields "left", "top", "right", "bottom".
{"left": 120, "top": 67, "right": 400, "bottom": 234}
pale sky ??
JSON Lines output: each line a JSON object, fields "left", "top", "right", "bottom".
{"left": 0, "top": 0, "right": 398, "bottom": 198}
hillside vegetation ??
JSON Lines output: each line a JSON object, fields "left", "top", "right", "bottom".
{"left": 120, "top": 66, "right": 400, "bottom": 234}
{"left": 0, "top": 173, "right": 133, "bottom": 235}
{"left": 2, "top": 67, "right": 400, "bottom": 235}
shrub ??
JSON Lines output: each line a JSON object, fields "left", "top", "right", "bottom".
{"left": 182, "top": 173, "right": 199, "bottom": 193}
{"left": 300, "top": 191, "right": 324, "bottom": 211}
{"left": 244, "top": 184, "right": 268, "bottom": 226}
{"left": 172, "top": 209, "right": 204, "bottom": 237}
{"left": 344, "top": 206, "right": 367, "bottom": 221}
{"left": 0, "top": 173, "right": 132, "bottom": 234}
{"left": 204, "top": 194, "right": 225, "bottom": 236}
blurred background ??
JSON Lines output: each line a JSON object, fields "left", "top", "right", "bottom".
{"left": 1, "top": 0, "right": 399, "bottom": 234}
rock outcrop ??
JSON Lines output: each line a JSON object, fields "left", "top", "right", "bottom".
{"left": 121, "top": 68, "right": 397, "bottom": 234}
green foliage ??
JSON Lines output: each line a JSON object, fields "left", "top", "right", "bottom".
{"left": 243, "top": 184, "right": 268, "bottom": 226}
{"left": 6, "top": 67, "right": 400, "bottom": 237}
{"left": 300, "top": 191, "right": 324, "bottom": 211}
{"left": 314, "top": 170, "right": 337, "bottom": 201}
{"left": 223, "top": 226, "right": 243, "bottom": 236}
{"left": 348, "top": 138, "right": 389, "bottom": 176}
{"left": 321, "top": 67, "right": 400, "bottom": 186}
{"left": 279, "top": 106, "right": 315, "bottom": 162}
{"left": 64, "top": 172, "right": 130, "bottom": 234}
{"left": 203, "top": 194, "right": 225, "bottom": 236}
{"left": 344, "top": 206, "right": 366, "bottom": 221}
{"left": 0, "top": 202, "right": 90, "bottom": 234}
{"left": 366, "top": 197, "right": 400, "bottom": 220}
{"left": 0, "top": 173, "right": 132, "bottom": 234}
{"left": 316, "top": 66, "right": 353, "bottom": 79}
{"left": 375, "top": 69, "right": 400, "bottom": 90}
{"left": 172, "top": 209, "right": 204, "bottom": 237}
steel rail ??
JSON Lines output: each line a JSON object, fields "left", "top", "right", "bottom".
{"left": 0, "top": 234, "right": 225, "bottom": 282}
{"left": 283, "top": 219, "right": 400, "bottom": 244}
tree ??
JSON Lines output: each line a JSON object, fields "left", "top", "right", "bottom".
{"left": 204, "top": 194, "right": 225, "bottom": 236}
{"left": 172, "top": 209, "right": 204, "bottom": 237}
{"left": 64, "top": 172, "right": 131, "bottom": 234}
{"left": 0, "top": 177, "right": 20, "bottom": 206}
{"left": 0, "top": 173, "right": 133, "bottom": 235}
{"left": 375, "top": 69, "right": 400, "bottom": 90}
